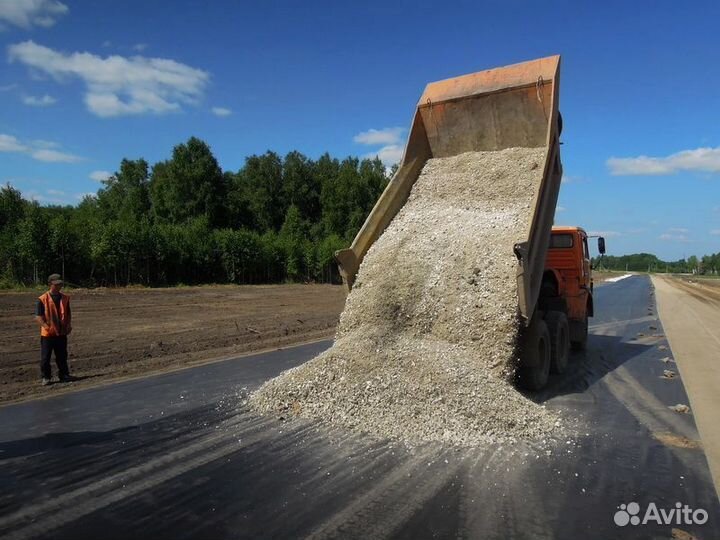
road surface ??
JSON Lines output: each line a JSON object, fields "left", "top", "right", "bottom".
{"left": 1, "top": 275, "right": 718, "bottom": 539}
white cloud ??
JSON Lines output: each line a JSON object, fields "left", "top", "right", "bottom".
{"left": 354, "top": 127, "right": 404, "bottom": 146}
{"left": 607, "top": 146, "right": 720, "bottom": 176}
{"left": 31, "top": 148, "right": 81, "bottom": 162}
{"left": 0, "top": 132, "right": 82, "bottom": 162}
{"left": 133, "top": 43, "right": 147, "bottom": 52}
{"left": 211, "top": 106, "right": 232, "bottom": 117}
{"left": 0, "top": 83, "right": 18, "bottom": 91}
{"left": 588, "top": 230, "right": 622, "bottom": 238}
{"left": 710, "top": 229, "right": 720, "bottom": 236}
{"left": 23, "top": 188, "right": 71, "bottom": 205}
{"left": 364, "top": 144, "right": 403, "bottom": 168}
{"left": 556, "top": 206, "right": 566, "bottom": 212}
{"left": 667, "top": 227, "right": 689, "bottom": 234}
{"left": 0, "top": 133, "right": 28, "bottom": 152}
{"left": 12, "top": 184, "right": 95, "bottom": 206}
{"left": 0, "top": 0, "right": 68, "bottom": 29}
{"left": 30, "top": 138, "right": 59, "bottom": 148}
{"left": 659, "top": 233, "right": 690, "bottom": 243}
{"left": 101, "top": 40, "right": 112, "bottom": 48}
{"left": 22, "top": 93, "right": 56, "bottom": 106}
{"left": 89, "top": 170, "right": 111, "bottom": 182}
{"left": 8, "top": 40, "right": 210, "bottom": 118}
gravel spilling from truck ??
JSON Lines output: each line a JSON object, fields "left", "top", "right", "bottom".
{"left": 251, "top": 147, "right": 561, "bottom": 446}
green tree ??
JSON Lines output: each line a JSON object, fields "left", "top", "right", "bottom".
{"left": 0, "top": 184, "right": 27, "bottom": 284}
{"left": 215, "top": 228, "right": 263, "bottom": 283}
{"left": 279, "top": 205, "right": 308, "bottom": 281}
{"left": 0, "top": 141, "right": 408, "bottom": 286}
{"left": 49, "top": 214, "right": 73, "bottom": 279}
{"left": 17, "top": 202, "right": 50, "bottom": 283}
{"left": 316, "top": 234, "right": 345, "bottom": 283}
{"left": 241, "top": 151, "right": 284, "bottom": 231}
{"left": 0, "top": 183, "right": 25, "bottom": 230}
{"left": 97, "top": 159, "right": 151, "bottom": 222}
{"left": 282, "top": 151, "right": 320, "bottom": 222}
{"left": 224, "top": 171, "right": 255, "bottom": 230}
{"left": 150, "top": 137, "right": 226, "bottom": 226}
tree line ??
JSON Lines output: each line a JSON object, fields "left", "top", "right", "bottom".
{"left": 0, "top": 137, "right": 392, "bottom": 288}
{"left": 593, "top": 252, "right": 720, "bottom": 274}
{"left": 3, "top": 135, "right": 717, "bottom": 289}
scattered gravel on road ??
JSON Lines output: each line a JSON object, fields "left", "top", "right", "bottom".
{"left": 669, "top": 404, "right": 691, "bottom": 414}
{"left": 251, "top": 147, "right": 562, "bottom": 446}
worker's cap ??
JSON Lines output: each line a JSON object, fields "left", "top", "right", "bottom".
{"left": 48, "top": 273, "right": 64, "bottom": 285}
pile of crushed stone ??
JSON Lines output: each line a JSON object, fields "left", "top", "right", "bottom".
{"left": 250, "top": 147, "right": 562, "bottom": 446}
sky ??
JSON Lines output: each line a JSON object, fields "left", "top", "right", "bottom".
{"left": 0, "top": 0, "right": 719, "bottom": 260}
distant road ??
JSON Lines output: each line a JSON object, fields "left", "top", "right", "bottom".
{"left": 1, "top": 275, "right": 718, "bottom": 539}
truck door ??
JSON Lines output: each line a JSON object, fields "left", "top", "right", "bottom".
{"left": 581, "top": 234, "right": 591, "bottom": 288}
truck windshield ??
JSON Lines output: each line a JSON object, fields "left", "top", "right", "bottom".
{"left": 549, "top": 233, "right": 573, "bottom": 248}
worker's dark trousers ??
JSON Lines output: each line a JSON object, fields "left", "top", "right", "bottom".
{"left": 40, "top": 336, "right": 69, "bottom": 379}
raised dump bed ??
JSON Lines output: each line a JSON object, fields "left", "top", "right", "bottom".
{"left": 335, "top": 55, "right": 563, "bottom": 327}
{"left": 251, "top": 56, "right": 573, "bottom": 443}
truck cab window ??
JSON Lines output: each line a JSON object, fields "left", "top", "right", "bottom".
{"left": 549, "top": 234, "right": 573, "bottom": 249}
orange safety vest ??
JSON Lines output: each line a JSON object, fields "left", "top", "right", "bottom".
{"left": 39, "top": 292, "right": 70, "bottom": 337}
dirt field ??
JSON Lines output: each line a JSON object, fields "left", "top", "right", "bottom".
{"left": 0, "top": 285, "right": 347, "bottom": 405}
{"left": 653, "top": 274, "right": 720, "bottom": 497}
{"left": 672, "top": 274, "right": 720, "bottom": 298}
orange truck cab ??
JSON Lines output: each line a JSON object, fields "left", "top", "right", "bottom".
{"left": 543, "top": 226, "right": 593, "bottom": 333}
{"left": 517, "top": 226, "right": 606, "bottom": 390}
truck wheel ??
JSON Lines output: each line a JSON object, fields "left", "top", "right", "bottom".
{"left": 546, "top": 311, "right": 569, "bottom": 373}
{"left": 517, "top": 318, "right": 551, "bottom": 391}
{"left": 570, "top": 315, "right": 588, "bottom": 350}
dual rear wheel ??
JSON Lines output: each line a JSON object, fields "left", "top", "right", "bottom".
{"left": 516, "top": 310, "right": 571, "bottom": 391}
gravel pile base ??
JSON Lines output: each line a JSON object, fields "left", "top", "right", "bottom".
{"left": 251, "top": 147, "right": 562, "bottom": 446}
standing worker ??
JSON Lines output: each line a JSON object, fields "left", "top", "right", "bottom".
{"left": 34, "top": 274, "right": 74, "bottom": 386}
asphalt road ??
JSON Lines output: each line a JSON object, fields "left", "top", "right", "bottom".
{"left": 1, "top": 275, "right": 718, "bottom": 539}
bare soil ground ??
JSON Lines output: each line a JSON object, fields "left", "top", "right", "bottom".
{"left": 0, "top": 284, "right": 346, "bottom": 405}
{"left": 672, "top": 275, "right": 720, "bottom": 301}
{"left": 653, "top": 274, "right": 720, "bottom": 497}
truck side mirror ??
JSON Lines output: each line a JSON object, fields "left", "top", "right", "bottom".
{"left": 598, "top": 237, "right": 606, "bottom": 255}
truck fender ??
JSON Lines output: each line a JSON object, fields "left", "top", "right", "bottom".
{"left": 538, "top": 269, "right": 565, "bottom": 313}
{"left": 541, "top": 269, "right": 562, "bottom": 296}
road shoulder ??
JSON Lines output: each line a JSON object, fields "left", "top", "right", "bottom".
{"left": 652, "top": 274, "right": 720, "bottom": 498}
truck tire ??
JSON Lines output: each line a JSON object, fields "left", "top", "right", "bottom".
{"left": 570, "top": 315, "right": 588, "bottom": 350}
{"left": 546, "top": 311, "right": 569, "bottom": 373}
{"left": 517, "top": 318, "right": 551, "bottom": 391}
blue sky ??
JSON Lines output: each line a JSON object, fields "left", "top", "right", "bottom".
{"left": 1, "top": 0, "right": 719, "bottom": 260}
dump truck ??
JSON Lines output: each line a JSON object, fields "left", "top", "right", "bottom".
{"left": 335, "top": 55, "right": 604, "bottom": 390}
